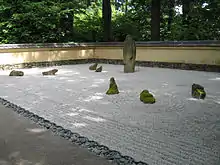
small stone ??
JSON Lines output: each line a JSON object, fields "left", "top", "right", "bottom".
{"left": 78, "top": 137, "right": 88, "bottom": 144}
{"left": 105, "top": 150, "right": 121, "bottom": 160}
{"left": 28, "top": 113, "right": 34, "bottom": 118}
{"left": 89, "top": 63, "right": 98, "bottom": 70}
{"left": 136, "top": 161, "right": 148, "bottom": 165}
{"left": 106, "top": 77, "right": 119, "bottom": 95}
{"left": 82, "top": 141, "right": 91, "bottom": 147}
{"left": 37, "top": 117, "right": 43, "bottom": 122}
{"left": 121, "top": 156, "right": 135, "bottom": 164}
{"left": 23, "top": 112, "right": 29, "bottom": 117}
{"left": 70, "top": 133, "right": 80, "bottom": 142}
{"left": 56, "top": 126, "right": 64, "bottom": 132}
{"left": 64, "top": 130, "right": 73, "bottom": 138}
{"left": 59, "top": 130, "right": 66, "bottom": 137}
{"left": 140, "top": 90, "right": 156, "bottom": 104}
{"left": 88, "top": 140, "right": 99, "bottom": 147}
{"left": 44, "top": 121, "right": 51, "bottom": 129}
{"left": 9, "top": 70, "right": 24, "bottom": 76}
{"left": 92, "top": 147, "right": 102, "bottom": 155}
{"left": 95, "top": 66, "right": 102, "bottom": 72}
{"left": 192, "top": 83, "right": 206, "bottom": 99}
{"left": 32, "top": 117, "right": 39, "bottom": 122}
{"left": 42, "top": 69, "right": 58, "bottom": 75}
{"left": 49, "top": 123, "right": 57, "bottom": 130}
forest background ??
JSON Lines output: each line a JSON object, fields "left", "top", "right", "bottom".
{"left": 0, "top": 0, "right": 219, "bottom": 44}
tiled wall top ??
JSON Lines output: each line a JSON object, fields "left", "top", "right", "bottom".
{"left": 0, "top": 41, "right": 219, "bottom": 49}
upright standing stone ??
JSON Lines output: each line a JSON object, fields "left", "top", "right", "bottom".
{"left": 123, "top": 35, "right": 136, "bottom": 73}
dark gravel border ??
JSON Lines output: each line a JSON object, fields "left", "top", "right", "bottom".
{"left": 1, "top": 59, "right": 220, "bottom": 73}
{"left": 0, "top": 97, "right": 148, "bottom": 165}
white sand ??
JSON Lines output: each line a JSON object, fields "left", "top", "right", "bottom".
{"left": 0, "top": 64, "right": 219, "bottom": 165}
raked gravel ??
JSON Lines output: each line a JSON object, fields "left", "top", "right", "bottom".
{"left": 0, "top": 64, "right": 220, "bottom": 165}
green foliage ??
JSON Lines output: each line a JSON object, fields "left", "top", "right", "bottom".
{"left": 74, "top": 2, "right": 103, "bottom": 41}
{"left": 0, "top": 0, "right": 219, "bottom": 43}
{"left": 0, "top": 0, "right": 83, "bottom": 43}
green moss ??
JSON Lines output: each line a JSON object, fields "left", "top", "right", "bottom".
{"left": 140, "top": 90, "right": 156, "bottom": 104}
{"left": 89, "top": 63, "right": 98, "bottom": 70}
{"left": 106, "top": 77, "right": 119, "bottom": 95}
{"left": 197, "top": 89, "right": 205, "bottom": 95}
{"left": 106, "top": 86, "right": 119, "bottom": 94}
{"left": 140, "top": 90, "right": 153, "bottom": 97}
{"left": 193, "top": 89, "right": 206, "bottom": 99}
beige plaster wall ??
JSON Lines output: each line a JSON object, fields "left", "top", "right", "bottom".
{"left": 136, "top": 47, "right": 220, "bottom": 65}
{"left": 0, "top": 46, "right": 220, "bottom": 65}
{"left": 94, "top": 47, "right": 220, "bottom": 65}
{"left": 0, "top": 48, "right": 94, "bottom": 65}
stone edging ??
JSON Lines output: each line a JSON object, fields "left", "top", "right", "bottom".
{"left": 0, "top": 97, "right": 148, "bottom": 165}
{"left": 0, "top": 59, "right": 220, "bottom": 72}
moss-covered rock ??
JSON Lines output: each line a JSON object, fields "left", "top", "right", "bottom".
{"left": 89, "top": 63, "right": 98, "bottom": 70}
{"left": 9, "top": 70, "right": 24, "bottom": 76}
{"left": 140, "top": 90, "right": 156, "bottom": 104}
{"left": 42, "top": 69, "right": 58, "bottom": 76}
{"left": 192, "top": 83, "right": 206, "bottom": 99}
{"left": 106, "top": 77, "right": 119, "bottom": 95}
{"left": 95, "top": 66, "right": 102, "bottom": 72}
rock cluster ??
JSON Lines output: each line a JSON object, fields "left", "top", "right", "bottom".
{"left": 8, "top": 69, "right": 59, "bottom": 76}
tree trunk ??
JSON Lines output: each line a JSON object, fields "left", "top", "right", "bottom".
{"left": 182, "top": 0, "right": 190, "bottom": 20}
{"left": 182, "top": 0, "right": 192, "bottom": 26}
{"left": 59, "top": 10, "right": 74, "bottom": 42}
{"left": 168, "top": 0, "right": 175, "bottom": 31}
{"left": 125, "top": 0, "right": 128, "bottom": 13}
{"left": 115, "top": 0, "right": 118, "bottom": 10}
{"left": 87, "top": 0, "right": 91, "bottom": 7}
{"left": 151, "top": 0, "right": 161, "bottom": 41}
{"left": 182, "top": 0, "right": 192, "bottom": 39}
{"left": 102, "top": 0, "right": 112, "bottom": 41}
